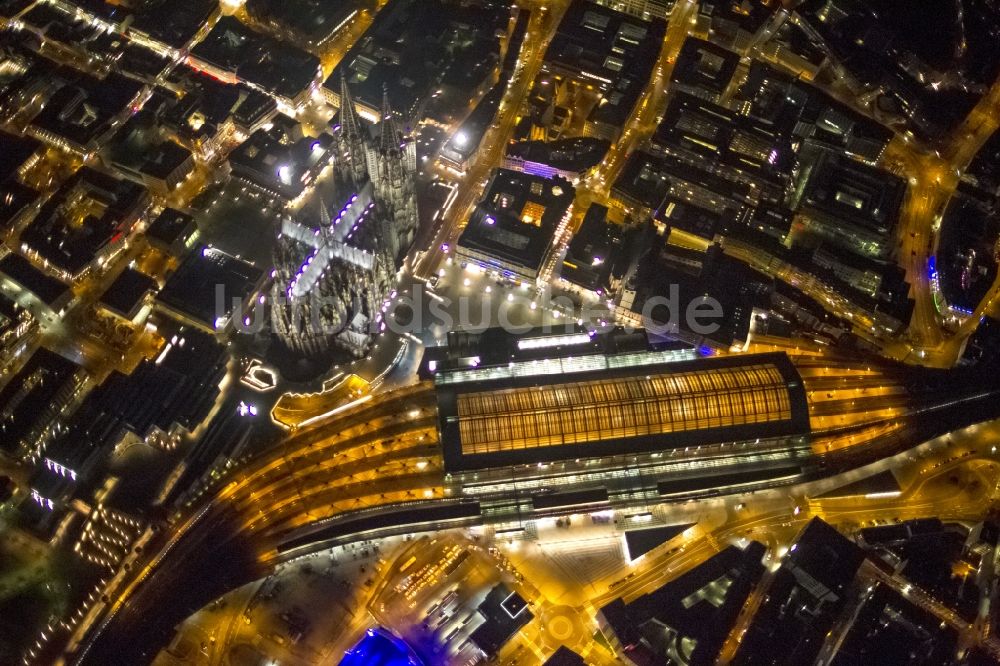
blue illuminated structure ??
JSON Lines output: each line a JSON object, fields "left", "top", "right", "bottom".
{"left": 340, "top": 628, "right": 423, "bottom": 666}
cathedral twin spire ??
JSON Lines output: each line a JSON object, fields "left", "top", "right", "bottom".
{"left": 271, "top": 76, "right": 417, "bottom": 360}
{"left": 339, "top": 74, "right": 363, "bottom": 141}
{"left": 338, "top": 74, "right": 369, "bottom": 184}
{"left": 340, "top": 74, "right": 403, "bottom": 155}
{"left": 378, "top": 84, "right": 402, "bottom": 156}
{"left": 337, "top": 75, "right": 412, "bottom": 200}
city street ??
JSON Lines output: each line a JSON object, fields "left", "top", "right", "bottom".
{"left": 150, "top": 415, "right": 1000, "bottom": 665}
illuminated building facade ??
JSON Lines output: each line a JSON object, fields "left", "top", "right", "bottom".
{"left": 592, "top": 0, "right": 677, "bottom": 20}
{"left": 502, "top": 137, "right": 611, "bottom": 184}
{"left": 0, "top": 293, "right": 36, "bottom": 375}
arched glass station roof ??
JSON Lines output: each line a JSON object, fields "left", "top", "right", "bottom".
{"left": 438, "top": 352, "right": 810, "bottom": 472}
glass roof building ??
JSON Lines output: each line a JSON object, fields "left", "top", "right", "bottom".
{"left": 453, "top": 361, "right": 798, "bottom": 460}
{"left": 432, "top": 329, "right": 811, "bottom": 512}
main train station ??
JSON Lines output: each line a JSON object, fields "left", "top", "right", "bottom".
{"left": 428, "top": 328, "right": 813, "bottom": 512}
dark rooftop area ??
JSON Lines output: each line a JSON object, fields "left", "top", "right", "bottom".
{"left": 0, "top": 347, "right": 80, "bottom": 455}
{"left": 98, "top": 267, "right": 157, "bottom": 319}
{"left": 624, "top": 523, "right": 695, "bottom": 561}
{"left": 161, "top": 70, "right": 277, "bottom": 142}
{"left": 652, "top": 91, "right": 793, "bottom": 185}
{"left": 130, "top": 0, "right": 218, "bottom": 49}
{"left": 246, "top": 0, "right": 364, "bottom": 44}
{"left": 139, "top": 141, "right": 192, "bottom": 181}
{"left": 0, "top": 252, "right": 70, "bottom": 306}
{"left": 146, "top": 208, "right": 197, "bottom": 251}
{"left": 469, "top": 583, "right": 532, "bottom": 656}
{"left": 859, "top": 518, "right": 980, "bottom": 621}
{"left": 543, "top": 647, "right": 585, "bottom": 666}
{"left": 0, "top": 181, "right": 41, "bottom": 231}
{"left": 0, "top": 130, "right": 39, "bottom": 182}
{"left": 544, "top": 0, "right": 665, "bottom": 90}
{"left": 229, "top": 118, "right": 336, "bottom": 200}
{"left": 86, "top": 326, "right": 228, "bottom": 437}
{"left": 672, "top": 37, "right": 739, "bottom": 98}
{"left": 190, "top": 17, "right": 321, "bottom": 101}
{"left": 19, "top": 167, "right": 148, "bottom": 277}
{"left": 157, "top": 246, "right": 263, "bottom": 330}
{"left": 734, "top": 518, "right": 866, "bottom": 666}
{"left": 831, "top": 584, "right": 959, "bottom": 666}
{"left": 795, "top": 147, "right": 906, "bottom": 238}
{"left": 560, "top": 203, "right": 621, "bottom": 293}
{"left": 601, "top": 541, "right": 766, "bottom": 666}
{"left": 32, "top": 326, "right": 229, "bottom": 510}
{"left": 30, "top": 69, "right": 143, "bottom": 150}
{"left": 816, "top": 470, "right": 901, "bottom": 499}
{"left": 325, "top": 0, "right": 510, "bottom": 121}
{"left": 542, "top": 0, "right": 666, "bottom": 130}
{"left": 612, "top": 150, "right": 752, "bottom": 219}
{"left": 456, "top": 169, "right": 574, "bottom": 277}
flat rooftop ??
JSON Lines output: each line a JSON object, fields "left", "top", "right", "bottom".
{"left": 672, "top": 37, "right": 739, "bottom": 98}
{"left": 544, "top": 0, "right": 666, "bottom": 89}
{"left": 99, "top": 267, "right": 157, "bottom": 318}
{"left": 601, "top": 541, "right": 766, "bottom": 665}
{"left": 457, "top": 169, "right": 574, "bottom": 276}
{"left": 797, "top": 147, "right": 906, "bottom": 235}
{"left": 163, "top": 70, "right": 276, "bottom": 140}
{"left": 0, "top": 181, "right": 40, "bottom": 230}
{"left": 544, "top": 647, "right": 585, "bottom": 666}
{"left": 831, "top": 584, "right": 958, "bottom": 665}
{"left": 157, "top": 246, "right": 263, "bottom": 329}
{"left": 20, "top": 168, "right": 148, "bottom": 276}
{"left": 438, "top": 351, "right": 810, "bottom": 472}
{"left": 229, "top": 120, "right": 336, "bottom": 200}
{"left": 139, "top": 141, "right": 192, "bottom": 180}
{"left": 560, "top": 203, "right": 621, "bottom": 292}
{"left": 146, "top": 208, "right": 197, "bottom": 249}
{"left": 245, "top": 0, "right": 361, "bottom": 43}
{"left": 469, "top": 583, "right": 532, "bottom": 656}
{"left": 652, "top": 91, "right": 791, "bottom": 182}
{"left": 30, "top": 69, "right": 143, "bottom": 149}
{"left": 190, "top": 17, "right": 320, "bottom": 101}
{"left": 736, "top": 518, "right": 865, "bottom": 664}
{"left": 543, "top": 0, "right": 665, "bottom": 128}
{"left": 0, "top": 347, "right": 79, "bottom": 455}
{"left": 0, "top": 130, "right": 39, "bottom": 182}
{"left": 0, "top": 252, "right": 70, "bottom": 306}
{"left": 324, "top": 0, "right": 509, "bottom": 120}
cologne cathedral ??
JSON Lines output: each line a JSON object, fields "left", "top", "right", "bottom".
{"left": 270, "top": 79, "right": 418, "bottom": 359}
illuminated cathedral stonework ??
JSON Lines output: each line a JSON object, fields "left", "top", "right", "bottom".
{"left": 270, "top": 80, "right": 417, "bottom": 359}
